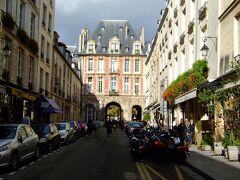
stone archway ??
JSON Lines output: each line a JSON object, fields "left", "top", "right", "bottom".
{"left": 132, "top": 105, "right": 142, "bottom": 121}
{"left": 105, "top": 102, "right": 121, "bottom": 122}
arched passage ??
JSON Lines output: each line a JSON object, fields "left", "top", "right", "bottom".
{"left": 132, "top": 105, "right": 142, "bottom": 121}
{"left": 105, "top": 102, "right": 121, "bottom": 122}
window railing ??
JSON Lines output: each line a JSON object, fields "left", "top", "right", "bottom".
{"left": 234, "top": 53, "right": 240, "bottom": 64}
{"left": 109, "top": 68, "right": 119, "bottom": 74}
{"left": 109, "top": 90, "right": 118, "bottom": 96}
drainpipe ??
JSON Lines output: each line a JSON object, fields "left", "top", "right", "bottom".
{"left": 194, "top": 0, "right": 199, "bottom": 61}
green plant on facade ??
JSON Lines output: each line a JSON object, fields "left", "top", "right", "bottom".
{"left": 2, "top": 12, "right": 15, "bottom": 30}
{"left": 163, "top": 59, "right": 208, "bottom": 107}
{"left": 28, "top": 38, "right": 39, "bottom": 54}
{"left": 198, "top": 59, "right": 240, "bottom": 145}
{"left": 143, "top": 113, "right": 151, "bottom": 122}
{"left": 17, "top": 28, "right": 29, "bottom": 45}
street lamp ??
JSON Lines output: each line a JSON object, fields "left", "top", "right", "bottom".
{"left": 200, "top": 36, "right": 217, "bottom": 58}
{"left": 3, "top": 44, "right": 11, "bottom": 57}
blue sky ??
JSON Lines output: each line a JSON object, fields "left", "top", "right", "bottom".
{"left": 55, "top": 0, "right": 165, "bottom": 46}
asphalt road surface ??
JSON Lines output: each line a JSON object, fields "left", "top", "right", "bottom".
{"left": 0, "top": 128, "right": 204, "bottom": 180}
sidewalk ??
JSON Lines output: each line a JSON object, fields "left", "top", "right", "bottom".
{"left": 186, "top": 145, "right": 240, "bottom": 180}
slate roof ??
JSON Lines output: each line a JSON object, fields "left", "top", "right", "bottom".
{"left": 91, "top": 20, "right": 142, "bottom": 54}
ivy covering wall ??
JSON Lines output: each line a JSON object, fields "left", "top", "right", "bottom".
{"left": 163, "top": 60, "right": 208, "bottom": 106}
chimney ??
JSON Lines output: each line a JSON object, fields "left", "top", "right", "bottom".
{"left": 125, "top": 25, "right": 128, "bottom": 39}
{"left": 139, "top": 26, "right": 144, "bottom": 46}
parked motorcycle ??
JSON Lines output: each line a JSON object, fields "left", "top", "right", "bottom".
{"left": 129, "top": 128, "right": 189, "bottom": 163}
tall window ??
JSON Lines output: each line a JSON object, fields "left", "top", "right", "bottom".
{"left": 135, "top": 59, "right": 140, "bottom": 72}
{"left": 98, "top": 77, "right": 103, "bottom": 93}
{"left": 19, "top": 1, "right": 25, "bottom": 28}
{"left": 124, "top": 59, "right": 129, "bottom": 72}
{"left": 48, "top": 13, "right": 52, "bottom": 32}
{"left": 46, "top": 42, "right": 50, "bottom": 64}
{"left": 30, "top": 13, "right": 35, "bottom": 39}
{"left": 87, "top": 77, "right": 93, "bottom": 93}
{"left": 135, "top": 77, "right": 139, "bottom": 95}
{"left": 111, "top": 59, "right": 117, "bottom": 72}
{"left": 98, "top": 59, "right": 104, "bottom": 72}
{"left": 45, "top": 72, "right": 49, "bottom": 91}
{"left": 42, "top": 4, "right": 47, "bottom": 26}
{"left": 29, "top": 57, "right": 34, "bottom": 83}
{"left": 124, "top": 77, "right": 129, "bottom": 94}
{"left": 41, "top": 35, "right": 45, "bottom": 59}
{"left": 6, "top": 0, "right": 12, "bottom": 14}
{"left": 40, "top": 68, "right": 43, "bottom": 89}
{"left": 88, "top": 59, "right": 93, "bottom": 71}
{"left": 111, "top": 77, "right": 117, "bottom": 92}
{"left": 17, "top": 49, "right": 23, "bottom": 77}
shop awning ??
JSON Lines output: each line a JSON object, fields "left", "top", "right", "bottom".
{"left": 175, "top": 88, "right": 197, "bottom": 104}
{"left": 41, "top": 96, "right": 62, "bottom": 113}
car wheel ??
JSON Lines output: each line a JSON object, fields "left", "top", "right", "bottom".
{"left": 10, "top": 152, "right": 19, "bottom": 170}
{"left": 65, "top": 138, "right": 69, "bottom": 145}
{"left": 34, "top": 146, "right": 40, "bottom": 159}
{"left": 57, "top": 141, "right": 61, "bottom": 149}
{"left": 48, "top": 143, "right": 53, "bottom": 153}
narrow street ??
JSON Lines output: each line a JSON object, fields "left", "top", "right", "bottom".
{"left": 0, "top": 128, "right": 205, "bottom": 180}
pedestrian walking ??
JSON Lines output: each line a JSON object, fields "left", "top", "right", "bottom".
{"left": 105, "top": 118, "right": 112, "bottom": 136}
{"left": 189, "top": 118, "right": 195, "bottom": 145}
{"left": 177, "top": 118, "right": 186, "bottom": 144}
{"left": 185, "top": 118, "right": 192, "bottom": 145}
{"left": 87, "top": 119, "right": 94, "bottom": 136}
{"left": 22, "top": 112, "right": 31, "bottom": 125}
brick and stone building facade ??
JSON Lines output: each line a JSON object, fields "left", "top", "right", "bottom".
{"left": 79, "top": 20, "right": 146, "bottom": 122}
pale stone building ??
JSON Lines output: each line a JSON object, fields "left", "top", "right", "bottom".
{"left": 0, "top": 0, "right": 40, "bottom": 123}
{"left": 146, "top": 0, "right": 219, "bottom": 130}
{"left": 50, "top": 32, "right": 81, "bottom": 123}
{"left": 79, "top": 20, "right": 146, "bottom": 122}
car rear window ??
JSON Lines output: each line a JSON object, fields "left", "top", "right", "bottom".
{"left": 0, "top": 126, "right": 17, "bottom": 139}
{"left": 55, "top": 123, "right": 66, "bottom": 130}
{"left": 34, "top": 125, "right": 50, "bottom": 134}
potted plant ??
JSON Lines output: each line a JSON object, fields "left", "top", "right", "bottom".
{"left": 201, "top": 133, "right": 214, "bottom": 151}
{"left": 222, "top": 131, "right": 231, "bottom": 159}
{"left": 2, "top": 12, "right": 15, "bottom": 31}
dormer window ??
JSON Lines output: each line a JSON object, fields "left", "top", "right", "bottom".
{"left": 101, "top": 26, "right": 105, "bottom": 31}
{"left": 111, "top": 43, "right": 119, "bottom": 53}
{"left": 114, "top": 34, "right": 118, "bottom": 38}
{"left": 125, "top": 47, "right": 129, "bottom": 52}
{"left": 98, "top": 34, "right": 102, "bottom": 39}
{"left": 133, "top": 41, "right": 141, "bottom": 55}
{"left": 89, "top": 44, "right": 93, "bottom": 51}
{"left": 131, "top": 34, "right": 134, "bottom": 39}
{"left": 102, "top": 46, "right": 106, "bottom": 52}
{"left": 119, "top": 27, "right": 123, "bottom": 31}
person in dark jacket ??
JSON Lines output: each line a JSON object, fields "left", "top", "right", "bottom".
{"left": 87, "top": 119, "right": 94, "bottom": 136}
{"left": 177, "top": 118, "right": 186, "bottom": 144}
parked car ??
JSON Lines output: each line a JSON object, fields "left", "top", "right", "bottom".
{"left": 33, "top": 124, "right": 61, "bottom": 153}
{"left": 69, "top": 121, "right": 81, "bottom": 139}
{"left": 126, "top": 121, "right": 144, "bottom": 136}
{"left": 54, "top": 122, "right": 74, "bottom": 145}
{"left": 0, "top": 124, "right": 40, "bottom": 170}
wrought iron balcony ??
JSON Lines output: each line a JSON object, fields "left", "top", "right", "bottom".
{"left": 234, "top": 53, "right": 240, "bottom": 64}
{"left": 109, "top": 90, "right": 119, "bottom": 96}
{"left": 109, "top": 68, "right": 119, "bottom": 74}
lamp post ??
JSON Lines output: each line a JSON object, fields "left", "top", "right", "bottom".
{"left": 200, "top": 36, "right": 217, "bottom": 58}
